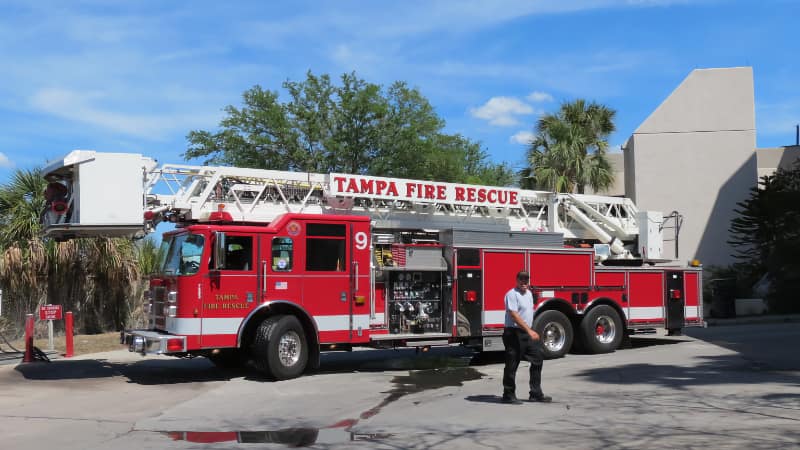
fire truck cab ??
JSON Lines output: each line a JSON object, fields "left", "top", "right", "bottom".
{"left": 137, "top": 214, "right": 371, "bottom": 379}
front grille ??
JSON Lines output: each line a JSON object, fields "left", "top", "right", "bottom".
{"left": 153, "top": 286, "right": 166, "bottom": 330}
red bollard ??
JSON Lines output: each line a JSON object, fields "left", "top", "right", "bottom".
{"left": 22, "top": 313, "right": 34, "bottom": 363}
{"left": 64, "top": 312, "right": 74, "bottom": 358}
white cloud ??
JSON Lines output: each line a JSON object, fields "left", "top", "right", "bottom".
{"left": 0, "top": 152, "right": 14, "bottom": 168}
{"left": 29, "top": 87, "right": 218, "bottom": 140}
{"left": 273, "top": 0, "right": 699, "bottom": 40}
{"left": 511, "top": 130, "right": 536, "bottom": 145}
{"left": 527, "top": 91, "right": 554, "bottom": 103}
{"left": 470, "top": 96, "right": 534, "bottom": 127}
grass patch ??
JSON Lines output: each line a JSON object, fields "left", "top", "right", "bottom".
{"left": 3, "top": 332, "right": 123, "bottom": 356}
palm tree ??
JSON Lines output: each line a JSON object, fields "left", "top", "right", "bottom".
{"left": 0, "top": 168, "right": 49, "bottom": 332}
{"left": 0, "top": 167, "right": 142, "bottom": 335}
{"left": 522, "top": 99, "right": 616, "bottom": 194}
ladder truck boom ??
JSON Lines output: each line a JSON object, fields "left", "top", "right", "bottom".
{"left": 42, "top": 150, "right": 667, "bottom": 260}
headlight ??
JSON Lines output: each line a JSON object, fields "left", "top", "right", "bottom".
{"left": 131, "top": 336, "right": 146, "bottom": 353}
{"left": 165, "top": 291, "right": 178, "bottom": 317}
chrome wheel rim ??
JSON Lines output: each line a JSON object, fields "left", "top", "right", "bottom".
{"left": 542, "top": 322, "right": 567, "bottom": 352}
{"left": 278, "top": 331, "right": 302, "bottom": 366}
{"left": 594, "top": 316, "right": 617, "bottom": 344}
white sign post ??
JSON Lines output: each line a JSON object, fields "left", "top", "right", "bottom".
{"left": 39, "top": 305, "right": 63, "bottom": 352}
{"left": 47, "top": 320, "right": 54, "bottom": 351}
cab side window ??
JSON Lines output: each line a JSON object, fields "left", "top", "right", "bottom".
{"left": 272, "top": 237, "right": 293, "bottom": 271}
{"left": 224, "top": 236, "right": 253, "bottom": 271}
{"left": 306, "top": 223, "right": 346, "bottom": 272}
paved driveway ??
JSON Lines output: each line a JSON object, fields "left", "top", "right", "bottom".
{"left": 2, "top": 323, "right": 798, "bottom": 449}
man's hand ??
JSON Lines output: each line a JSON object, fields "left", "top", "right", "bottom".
{"left": 528, "top": 329, "right": 540, "bottom": 341}
{"left": 509, "top": 310, "right": 541, "bottom": 341}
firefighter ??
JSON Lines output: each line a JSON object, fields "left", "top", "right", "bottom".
{"left": 501, "top": 270, "right": 552, "bottom": 405}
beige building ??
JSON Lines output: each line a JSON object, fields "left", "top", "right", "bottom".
{"left": 598, "top": 67, "right": 799, "bottom": 267}
{"left": 756, "top": 145, "right": 800, "bottom": 179}
{"left": 623, "top": 67, "right": 756, "bottom": 266}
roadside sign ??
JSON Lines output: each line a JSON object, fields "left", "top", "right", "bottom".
{"left": 39, "top": 304, "right": 63, "bottom": 321}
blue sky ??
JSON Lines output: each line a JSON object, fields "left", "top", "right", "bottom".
{"left": 1, "top": 0, "right": 798, "bottom": 183}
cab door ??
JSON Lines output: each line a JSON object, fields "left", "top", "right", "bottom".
{"left": 301, "top": 221, "right": 354, "bottom": 344}
{"left": 203, "top": 233, "right": 257, "bottom": 348}
{"left": 263, "top": 234, "right": 302, "bottom": 306}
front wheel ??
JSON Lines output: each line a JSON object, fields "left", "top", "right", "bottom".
{"left": 532, "top": 310, "right": 573, "bottom": 359}
{"left": 579, "top": 305, "right": 624, "bottom": 354}
{"left": 252, "top": 315, "right": 308, "bottom": 380}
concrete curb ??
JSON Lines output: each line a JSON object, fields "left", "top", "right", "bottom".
{"left": 704, "top": 314, "right": 800, "bottom": 327}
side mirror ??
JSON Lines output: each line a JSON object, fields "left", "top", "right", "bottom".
{"left": 214, "top": 232, "right": 226, "bottom": 270}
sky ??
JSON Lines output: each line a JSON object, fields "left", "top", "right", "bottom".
{"left": 0, "top": 0, "right": 798, "bottom": 183}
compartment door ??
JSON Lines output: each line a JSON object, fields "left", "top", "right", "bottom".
{"left": 665, "top": 271, "right": 685, "bottom": 330}
{"left": 457, "top": 269, "right": 482, "bottom": 336}
{"left": 482, "top": 251, "right": 526, "bottom": 328}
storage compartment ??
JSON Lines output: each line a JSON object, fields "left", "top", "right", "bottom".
{"left": 387, "top": 271, "right": 444, "bottom": 334}
{"left": 387, "top": 244, "right": 446, "bottom": 270}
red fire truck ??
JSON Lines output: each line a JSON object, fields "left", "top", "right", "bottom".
{"left": 42, "top": 151, "right": 702, "bottom": 380}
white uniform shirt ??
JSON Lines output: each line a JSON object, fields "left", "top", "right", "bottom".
{"left": 504, "top": 287, "right": 534, "bottom": 328}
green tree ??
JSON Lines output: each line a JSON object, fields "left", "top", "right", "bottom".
{"left": 522, "top": 99, "right": 616, "bottom": 193}
{"left": 185, "top": 71, "right": 512, "bottom": 185}
{"left": 0, "top": 168, "right": 142, "bottom": 335}
{"left": 135, "top": 237, "right": 162, "bottom": 276}
{"left": 728, "top": 163, "right": 800, "bottom": 313}
{"left": 0, "top": 168, "right": 49, "bottom": 333}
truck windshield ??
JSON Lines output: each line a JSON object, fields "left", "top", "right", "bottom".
{"left": 160, "top": 233, "right": 205, "bottom": 276}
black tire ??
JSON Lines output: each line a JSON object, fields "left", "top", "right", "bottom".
{"left": 251, "top": 315, "right": 308, "bottom": 380}
{"left": 579, "top": 305, "right": 624, "bottom": 354}
{"left": 207, "top": 348, "right": 244, "bottom": 369}
{"left": 532, "top": 310, "right": 573, "bottom": 359}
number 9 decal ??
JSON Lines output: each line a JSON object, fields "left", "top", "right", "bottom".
{"left": 354, "top": 231, "right": 369, "bottom": 250}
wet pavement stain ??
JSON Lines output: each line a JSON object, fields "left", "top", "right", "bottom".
{"left": 165, "top": 429, "right": 393, "bottom": 447}
{"left": 360, "top": 367, "right": 485, "bottom": 419}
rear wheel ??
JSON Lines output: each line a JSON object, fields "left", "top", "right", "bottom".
{"left": 252, "top": 315, "right": 308, "bottom": 380}
{"left": 579, "top": 305, "right": 623, "bottom": 354}
{"left": 532, "top": 310, "right": 573, "bottom": 359}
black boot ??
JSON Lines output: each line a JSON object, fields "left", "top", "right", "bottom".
{"left": 502, "top": 394, "right": 523, "bottom": 405}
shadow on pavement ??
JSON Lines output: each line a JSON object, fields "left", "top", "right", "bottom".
{"left": 10, "top": 335, "right": 704, "bottom": 385}
{"left": 464, "top": 394, "right": 506, "bottom": 404}
{"left": 13, "top": 357, "right": 244, "bottom": 384}
{"left": 312, "top": 347, "right": 477, "bottom": 375}
{"left": 573, "top": 353, "right": 800, "bottom": 388}
{"left": 628, "top": 336, "right": 687, "bottom": 348}
{"left": 12, "top": 347, "right": 480, "bottom": 384}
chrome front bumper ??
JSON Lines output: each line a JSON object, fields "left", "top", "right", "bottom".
{"left": 122, "top": 330, "right": 186, "bottom": 355}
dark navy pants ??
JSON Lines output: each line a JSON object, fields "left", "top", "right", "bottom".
{"left": 502, "top": 327, "right": 544, "bottom": 398}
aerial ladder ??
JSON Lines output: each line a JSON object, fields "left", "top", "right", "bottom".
{"left": 42, "top": 150, "right": 667, "bottom": 262}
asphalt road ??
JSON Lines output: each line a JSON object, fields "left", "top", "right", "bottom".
{"left": 1, "top": 323, "right": 798, "bottom": 450}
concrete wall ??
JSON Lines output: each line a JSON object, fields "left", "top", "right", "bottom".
{"left": 623, "top": 67, "right": 757, "bottom": 266}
